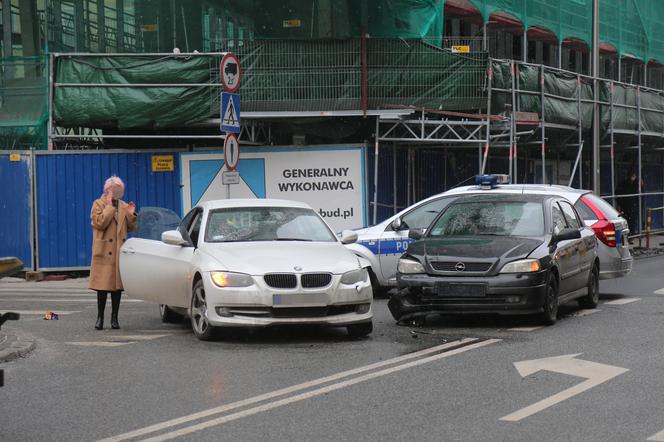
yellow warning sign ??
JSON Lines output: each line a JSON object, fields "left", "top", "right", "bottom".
{"left": 152, "top": 155, "right": 174, "bottom": 172}
{"left": 141, "top": 24, "right": 158, "bottom": 32}
{"left": 451, "top": 45, "right": 471, "bottom": 53}
{"left": 283, "top": 19, "right": 302, "bottom": 28}
{"left": 9, "top": 153, "right": 21, "bottom": 162}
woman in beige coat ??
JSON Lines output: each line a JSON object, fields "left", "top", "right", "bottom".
{"left": 89, "top": 176, "right": 138, "bottom": 330}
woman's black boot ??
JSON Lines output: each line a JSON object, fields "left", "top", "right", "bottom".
{"left": 111, "top": 292, "right": 121, "bottom": 329}
{"left": 96, "top": 292, "right": 107, "bottom": 330}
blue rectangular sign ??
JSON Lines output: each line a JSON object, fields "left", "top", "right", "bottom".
{"left": 220, "top": 92, "right": 241, "bottom": 133}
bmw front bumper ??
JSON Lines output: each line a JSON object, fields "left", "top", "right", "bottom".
{"left": 202, "top": 273, "right": 373, "bottom": 328}
{"left": 390, "top": 271, "right": 549, "bottom": 321}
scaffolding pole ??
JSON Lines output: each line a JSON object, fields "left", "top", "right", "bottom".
{"left": 514, "top": 63, "right": 521, "bottom": 182}
{"left": 393, "top": 143, "right": 397, "bottom": 215}
{"left": 373, "top": 117, "right": 380, "bottom": 225}
{"left": 481, "top": 63, "right": 493, "bottom": 174}
{"left": 610, "top": 81, "right": 616, "bottom": 207}
{"left": 509, "top": 61, "right": 516, "bottom": 182}
{"left": 577, "top": 74, "right": 583, "bottom": 188}
{"left": 637, "top": 86, "right": 643, "bottom": 237}
{"left": 540, "top": 65, "right": 546, "bottom": 184}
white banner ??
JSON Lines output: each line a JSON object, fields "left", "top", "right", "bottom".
{"left": 180, "top": 146, "right": 367, "bottom": 231}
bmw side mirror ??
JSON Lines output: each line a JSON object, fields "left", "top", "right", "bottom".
{"left": 391, "top": 217, "right": 403, "bottom": 231}
{"left": 551, "top": 228, "right": 581, "bottom": 244}
{"left": 340, "top": 230, "right": 358, "bottom": 245}
{"left": 162, "top": 230, "right": 187, "bottom": 246}
{"left": 409, "top": 228, "right": 425, "bottom": 240}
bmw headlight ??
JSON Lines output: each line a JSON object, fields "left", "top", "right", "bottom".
{"left": 397, "top": 258, "right": 425, "bottom": 274}
{"left": 211, "top": 271, "right": 254, "bottom": 287}
{"left": 499, "top": 259, "right": 541, "bottom": 274}
{"left": 341, "top": 268, "right": 369, "bottom": 285}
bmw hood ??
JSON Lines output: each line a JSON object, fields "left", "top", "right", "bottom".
{"left": 410, "top": 236, "right": 543, "bottom": 261}
{"left": 201, "top": 241, "right": 361, "bottom": 275}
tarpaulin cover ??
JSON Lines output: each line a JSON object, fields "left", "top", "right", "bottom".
{"left": 54, "top": 55, "right": 213, "bottom": 130}
{"left": 492, "top": 59, "right": 664, "bottom": 135}
{"left": 470, "top": 0, "right": 664, "bottom": 65}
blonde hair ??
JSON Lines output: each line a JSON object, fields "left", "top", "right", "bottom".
{"left": 103, "top": 175, "right": 125, "bottom": 192}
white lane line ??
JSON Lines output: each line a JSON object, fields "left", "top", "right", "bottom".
{"left": 67, "top": 341, "right": 132, "bottom": 347}
{"left": 571, "top": 309, "right": 601, "bottom": 317}
{"left": 0, "top": 289, "right": 91, "bottom": 295}
{"left": 654, "top": 288, "right": 664, "bottom": 295}
{"left": 97, "top": 338, "right": 483, "bottom": 442}
{"left": 603, "top": 298, "right": 641, "bottom": 305}
{"left": 0, "top": 298, "right": 143, "bottom": 303}
{"left": 106, "top": 334, "right": 171, "bottom": 341}
{"left": 2, "top": 310, "right": 81, "bottom": 315}
{"left": 648, "top": 428, "right": 664, "bottom": 441}
{"left": 140, "top": 339, "right": 501, "bottom": 442}
{"left": 508, "top": 326, "right": 544, "bottom": 332}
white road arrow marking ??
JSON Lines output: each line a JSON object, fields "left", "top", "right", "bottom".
{"left": 648, "top": 428, "right": 664, "bottom": 441}
{"left": 654, "top": 288, "right": 664, "bottom": 295}
{"left": 604, "top": 297, "right": 641, "bottom": 305}
{"left": 500, "top": 354, "right": 628, "bottom": 422}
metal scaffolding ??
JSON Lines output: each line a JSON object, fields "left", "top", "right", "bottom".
{"left": 372, "top": 57, "right": 664, "bottom": 238}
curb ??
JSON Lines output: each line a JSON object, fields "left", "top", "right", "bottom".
{"left": 0, "top": 329, "right": 36, "bottom": 363}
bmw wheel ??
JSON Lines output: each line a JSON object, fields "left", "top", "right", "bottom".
{"left": 190, "top": 279, "right": 216, "bottom": 341}
{"left": 578, "top": 264, "right": 600, "bottom": 309}
{"left": 540, "top": 277, "right": 558, "bottom": 326}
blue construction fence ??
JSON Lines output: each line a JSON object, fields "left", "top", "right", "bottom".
{"left": 365, "top": 145, "right": 664, "bottom": 231}
{"left": 1, "top": 147, "right": 663, "bottom": 271}
{"left": 0, "top": 151, "right": 181, "bottom": 271}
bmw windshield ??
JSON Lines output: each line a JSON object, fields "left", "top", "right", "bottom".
{"left": 428, "top": 200, "right": 545, "bottom": 237}
{"left": 205, "top": 206, "right": 337, "bottom": 243}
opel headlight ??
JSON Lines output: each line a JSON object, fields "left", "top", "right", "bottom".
{"left": 211, "top": 271, "right": 254, "bottom": 287}
{"left": 500, "top": 259, "right": 541, "bottom": 274}
{"left": 397, "top": 258, "right": 425, "bottom": 274}
{"left": 341, "top": 268, "right": 369, "bottom": 285}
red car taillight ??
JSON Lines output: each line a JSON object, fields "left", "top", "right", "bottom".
{"left": 592, "top": 220, "right": 616, "bottom": 247}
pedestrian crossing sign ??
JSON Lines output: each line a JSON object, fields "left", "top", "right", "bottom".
{"left": 220, "top": 92, "right": 241, "bottom": 133}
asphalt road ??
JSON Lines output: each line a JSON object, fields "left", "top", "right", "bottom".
{"left": 2, "top": 256, "right": 664, "bottom": 442}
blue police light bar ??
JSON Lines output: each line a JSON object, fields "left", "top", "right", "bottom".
{"left": 475, "top": 174, "right": 510, "bottom": 189}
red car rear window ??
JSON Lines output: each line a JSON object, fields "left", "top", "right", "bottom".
{"left": 576, "top": 194, "right": 620, "bottom": 221}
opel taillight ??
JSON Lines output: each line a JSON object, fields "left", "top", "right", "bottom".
{"left": 592, "top": 220, "right": 616, "bottom": 247}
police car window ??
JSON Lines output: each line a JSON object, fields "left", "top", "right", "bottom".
{"left": 401, "top": 198, "right": 455, "bottom": 230}
{"left": 552, "top": 203, "right": 567, "bottom": 235}
{"left": 559, "top": 201, "right": 581, "bottom": 229}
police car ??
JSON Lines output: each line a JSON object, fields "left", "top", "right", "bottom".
{"left": 346, "top": 174, "right": 632, "bottom": 295}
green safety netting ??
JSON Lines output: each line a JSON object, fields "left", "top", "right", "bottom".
{"left": 367, "top": 0, "right": 443, "bottom": 39}
{"left": 54, "top": 40, "right": 487, "bottom": 129}
{"left": 491, "top": 59, "right": 664, "bottom": 136}
{"left": 470, "top": 0, "right": 664, "bottom": 65}
{"left": 0, "top": 57, "right": 48, "bottom": 150}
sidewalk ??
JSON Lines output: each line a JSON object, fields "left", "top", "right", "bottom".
{"left": 0, "top": 276, "right": 91, "bottom": 292}
{"left": 631, "top": 233, "right": 664, "bottom": 259}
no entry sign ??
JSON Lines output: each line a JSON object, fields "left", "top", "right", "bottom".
{"left": 224, "top": 133, "right": 240, "bottom": 171}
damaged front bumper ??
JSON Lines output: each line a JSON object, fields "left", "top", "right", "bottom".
{"left": 389, "top": 271, "right": 549, "bottom": 322}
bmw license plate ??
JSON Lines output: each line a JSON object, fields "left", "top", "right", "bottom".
{"left": 436, "top": 283, "right": 486, "bottom": 298}
{"left": 273, "top": 293, "right": 327, "bottom": 307}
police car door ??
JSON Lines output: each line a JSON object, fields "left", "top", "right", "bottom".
{"left": 378, "top": 197, "right": 455, "bottom": 282}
